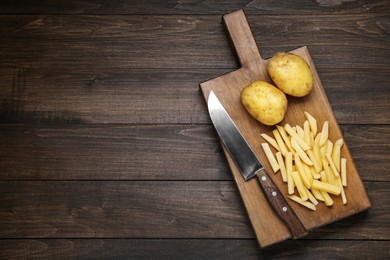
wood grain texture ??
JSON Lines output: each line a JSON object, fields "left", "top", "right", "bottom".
{"left": 1, "top": 239, "right": 389, "bottom": 259}
{"left": 0, "top": 124, "right": 228, "bottom": 180}
{"left": 0, "top": 68, "right": 388, "bottom": 125}
{"left": 0, "top": 15, "right": 388, "bottom": 70}
{"left": 0, "top": 125, "right": 388, "bottom": 181}
{"left": 0, "top": 13, "right": 388, "bottom": 126}
{"left": 0, "top": 0, "right": 389, "bottom": 15}
{"left": 0, "top": 1, "right": 388, "bottom": 257}
{"left": 0, "top": 181, "right": 388, "bottom": 240}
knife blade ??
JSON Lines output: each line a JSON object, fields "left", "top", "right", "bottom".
{"left": 207, "top": 90, "right": 307, "bottom": 239}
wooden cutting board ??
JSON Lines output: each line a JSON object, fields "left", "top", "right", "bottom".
{"left": 199, "top": 9, "right": 371, "bottom": 248}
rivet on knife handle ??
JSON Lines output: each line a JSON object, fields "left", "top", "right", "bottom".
{"left": 256, "top": 168, "right": 308, "bottom": 239}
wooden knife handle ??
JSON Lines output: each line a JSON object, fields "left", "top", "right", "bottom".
{"left": 256, "top": 168, "right": 308, "bottom": 239}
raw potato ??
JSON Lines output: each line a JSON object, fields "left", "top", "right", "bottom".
{"left": 267, "top": 52, "right": 314, "bottom": 97}
{"left": 241, "top": 81, "right": 288, "bottom": 126}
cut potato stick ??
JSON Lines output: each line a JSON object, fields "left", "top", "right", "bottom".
{"left": 303, "top": 120, "right": 311, "bottom": 146}
{"left": 320, "top": 170, "right": 327, "bottom": 183}
{"left": 276, "top": 125, "right": 295, "bottom": 154}
{"left": 323, "top": 158, "right": 335, "bottom": 185}
{"left": 302, "top": 163, "right": 313, "bottom": 186}
{"left": 294, "top": 153, "right": 311, "bottom": 189}
{"left": 291, "top": 137, "right": 313, "bottom": 166}
{"left": 292, "top": 171, "right": 308, "bottom": 201}
{"left": 311, "top": 188, "right": 324, "bottom": 202}
{"left": 341, "top": 157, "right": 347, "bottom": 186}
{"left": 310, "top": 132, "right": 315, "bottom": 147}
{"left": 312, "top": 180, "right": 341, "bottom": 195}
{"left": 320, "top": 141, "right": 327, "bottom": 158}
{"left": 260, "top": 133, "right": 280, "bottom": 152}
{"left": 313, "top": 143, "right": 323, "bottom": 169}
{"left": 325, "top": 140, "right": 333, "bottom": 158}
{"left": 319, "top": 121, "right": 329, "bottom": 146}
{"left": 307, "top": 150, "right": 321, "bottom": 172}
{"left": 285, "top": 152, "right": 295, "bottom": 195}
{"left": 320, "top": 191, "right": 334, "bottom": 206}
{"left": 287, "top": 171, "right": 295, "bottom": 195}
{"left": 288, "top": 195, "right": 316, "bottom": 211}
{"left": 261, "top": 143, "right": 280, "bottom": 173}
{"left": 332, "top": 138, "right": 344, "bottom": 171}
{"left": 326, "top": 154, "right": 340, "bottom": 177}
{"left": 314, "top": 132, "right": 322, "bottom": 145}
{"left": 337, "top": 176, "right": 347, "bottom": 205}
{"left": 305, "top": 187, "right": 319, "bottom": 206}
{"left": 284, "top": 124, "right": 311, "bottom": 151}
{"left": 304, "top": 112, "right": 317, "bottom": 136}
{"left": 321, "top": 158, "right": 330, "bottom": 177}
{"left": 272, "top": 129, "right": 288, "bottom": 156}
{"left": 310, "top": 166, "right": 321, "bottom": 179}
{"left": 296, "top": 125, "right": 305, "bottom": 139}
{"left": 276, "top": 152, "right": 287, "bottom": 182}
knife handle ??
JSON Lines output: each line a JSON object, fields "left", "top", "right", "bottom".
{"left": 256, "top": 168, "right": 308, "bottom": 239}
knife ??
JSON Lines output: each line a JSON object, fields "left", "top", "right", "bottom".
{"left": 207, "top": 90, "right": 308, "bottom": 239}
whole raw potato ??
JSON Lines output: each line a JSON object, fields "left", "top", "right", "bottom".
{"left": 267, "top": 52, "right": 314, "bottom": 97}
{"left": 241, "top": 81, "right": 288, "bottom": 126}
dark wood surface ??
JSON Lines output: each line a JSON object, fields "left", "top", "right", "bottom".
{"left": 0, "top": 1, "right": 389, "bottom": 259}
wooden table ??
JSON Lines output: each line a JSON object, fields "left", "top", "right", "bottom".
{"left": 0, "top": 2, "right": 389, "bottom": 259}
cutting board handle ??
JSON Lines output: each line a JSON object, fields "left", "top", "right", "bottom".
{"left": 222, "top": 10, "right": 266, "bottom": 69}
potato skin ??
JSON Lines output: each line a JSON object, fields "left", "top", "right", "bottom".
{"left": 267, "top": 52, "right": 314, "bottom": 97}
{"left": 241, "top": 81, "right": 288, "bottom": 126}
